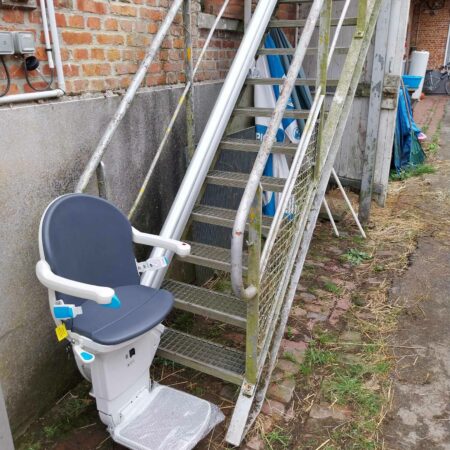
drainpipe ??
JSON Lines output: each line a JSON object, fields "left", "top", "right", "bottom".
{"left": 0, "top": 0, "right": 65, "bottom": 105}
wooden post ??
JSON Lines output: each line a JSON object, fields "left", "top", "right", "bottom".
{"left": 315, "top": 0, "right": 331, "bottom": 178}
{"left": 183, "top": 0, "right": 196, "bottom": 160}
{"left": 245, "top": 185, "right": 261, "bottom": 386}
{"left": 359, "top": 0, "right": 390, "bottom": 224}
{"left": 356, "top": 0, "right": 367, "bottom": 38}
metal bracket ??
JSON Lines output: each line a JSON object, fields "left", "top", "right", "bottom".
{"left": 381, "top": 74, "right": 400, "bottom": 110}
{"left": 242, "top": 380, "right": 256, "bottom": 397}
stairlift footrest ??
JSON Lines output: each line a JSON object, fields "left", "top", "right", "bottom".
{"left": 111, "top": 384, "right": 224, "bottom": 450}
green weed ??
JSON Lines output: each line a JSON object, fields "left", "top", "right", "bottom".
{"left": 390, "top": 164, "right": 436, "bottom": 181}
{"left": 324, "top": 281, "right": 342, "bottom": 295}
{"left": 341, "top": 249, "right": 372, "bottom": 266}
{"left": 300, "top": 342, "right": 336, "bottom": 375}
{"left": 264, "top": 427, "right": 291, "bottom": 449}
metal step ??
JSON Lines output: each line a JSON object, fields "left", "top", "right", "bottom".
{"left": 206, "top": 170, "right": 285, "bottom": 192}
{"left": 163, "top": 279, "right": 246, "bottom": 328}
{"left": 257, "top": 46, "right": 349, "bottom": 56}
{"left": 245, "top": 77, "right": 339, "bottom": 87}
{"left": 179, "top": 241, "right": 247, "bottom": 273}
{"left": 268, "top": 17, "right": 357, "bottom": 28}
{"left": 234, "top": 106, "right": 309, "bottom": 119}
{"left": 220, "top": 137, "right": 297, "bottom": 156}
{"left": 158, "top": 328, "right": 245, "bottom": 385}
{"left": 192, "top": 204, "right": 273, "bottom": 235}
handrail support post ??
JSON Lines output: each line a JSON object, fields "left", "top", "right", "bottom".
{"left": 245, "top": 184, "right": 262, "bottom": 386}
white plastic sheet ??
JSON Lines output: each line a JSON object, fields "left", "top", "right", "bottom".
{"left": 113, "top": 384, "right": 224, "bottom": 450}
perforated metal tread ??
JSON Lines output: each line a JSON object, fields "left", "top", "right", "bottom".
{"left": 268, "top": 17, "right": 357, "bottom": 27}
{"left": 192, "top": 204, "right": 273, "bottom": 235}
{"left": 206, "top": 170, "right": 285, "bottom": 192}
{"left": 162, "top": 279, "right": 246, "bottom": 328}
{"left": 158, "top": 328, "right": 245, "bottom": 385}
{"left": 234, "top": 106, "right": 309, "bottom": 119}
{"left": 178, "top": 241, "right": 248, "bottom": 272}
{"left": 220, "top": 137, "right": 297, "bottom": 156}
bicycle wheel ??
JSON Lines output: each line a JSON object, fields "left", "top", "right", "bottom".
{"left": 446, "top": 77, "right": 450, "bottom": 95}
{"left": 424, "top": 74, "right": 441, "bottom": 93}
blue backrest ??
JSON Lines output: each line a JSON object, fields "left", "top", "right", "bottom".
{"left": 41, "top": 194, "right": 140, "bottom": 306}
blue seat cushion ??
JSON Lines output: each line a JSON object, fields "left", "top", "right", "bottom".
{"left": 69, "top": 285, "right": 174, "bottom": 345}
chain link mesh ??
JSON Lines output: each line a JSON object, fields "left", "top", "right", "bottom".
{"left": 257, "top": 125, "right": 319, "bottom": 359}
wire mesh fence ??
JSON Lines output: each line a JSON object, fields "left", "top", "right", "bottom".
{"left": 256, "top": 124, "right": 319, "bottom": 362}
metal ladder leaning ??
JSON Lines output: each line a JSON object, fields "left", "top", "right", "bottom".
{"left": 138, "top": 0, "right": 384, "bottom": 445}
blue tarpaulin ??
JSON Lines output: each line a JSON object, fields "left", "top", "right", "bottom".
{"left": 392, "top": 83, "right": 425, "bottom": 172}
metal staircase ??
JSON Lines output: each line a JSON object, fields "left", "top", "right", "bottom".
{"left": 75, "top": 0, "right": 383, "bottom": 445}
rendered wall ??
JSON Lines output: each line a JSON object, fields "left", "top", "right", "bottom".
{"left": 0, "top": 80, "right": 221, "bottom": 434}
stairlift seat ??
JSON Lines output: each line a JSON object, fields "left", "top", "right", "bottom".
{"left": 69, "top": 285, "right": 173, "bottom": 345}
{"left": 40, "top": 193, "right": 174, "bottom": 344}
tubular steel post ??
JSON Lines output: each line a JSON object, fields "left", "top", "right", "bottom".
{"left": 245, "top": 185, "right": 262, "bottom": 386}
{"left": 75, "top": 0, "right": 183, "bottom": 193}
{"left": 315, "top": 0, "right": 331, "bottom": 178}
{"left": 356, "top": 0, "right": 367, "bottom": 37}
{"left": 183, "top": 0, "right": 196, "bottom": 161}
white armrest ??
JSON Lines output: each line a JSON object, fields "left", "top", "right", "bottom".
{"left": 36, "top": 260, "right": 115, "bottom": 305}
{"left": 132, "top": 228, "right": 191, "bottom": 257}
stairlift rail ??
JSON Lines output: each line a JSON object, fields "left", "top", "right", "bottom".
{"left": 75, "top": 0, "right": 184, "bottom": 194}
{"left": 230, "top": 0, "right": 324, "bottom": 299}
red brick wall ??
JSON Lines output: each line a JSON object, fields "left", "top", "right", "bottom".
{"left": 0, "top": 0, "right": 244, "bottom": 95}
{"left": 409, "top": 0, "right": 450, "bottom": 69}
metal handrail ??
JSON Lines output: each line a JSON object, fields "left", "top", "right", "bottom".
{"left": 75, "top": 0, "right": 184, "bottom": 193}
{"left": 230, "top": 0, "right": 324, "bottom": 299}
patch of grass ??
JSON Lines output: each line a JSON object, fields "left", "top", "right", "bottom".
{"left": 300, "top": 342, "right": 336, "bottom": 375}
{"left": 264, "top": 426, "right": 291, "bottom": 449}
{"left": 323, "top": 369, "right": 381, "bottom": 417}
{"left": 341, "top": 249, "right": 372, "bottom": 266}
{"left": 372, "top": 264, "right": 385, "bottom": 272}
{"left": 390, "top": 164, "right": 436, "bottom": 181}
{"left": 286, "top": 326, "right": 295, "bottom": 340}
{"left": 283, "top": 351, "right": 298, "bottom": 364}
{"left": 172, "top": 311, "right": 194, "bottom": 332}
{"left": 324, "top": 281, "right": 342, "bottom": 295}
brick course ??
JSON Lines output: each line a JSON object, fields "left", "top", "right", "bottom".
{"left": 409, "top": 0, "right": 450, "bottom": 70}
{"left": 0, "top": 0, "right": 244, "bottom": 95}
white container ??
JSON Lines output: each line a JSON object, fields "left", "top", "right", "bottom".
{"left": 409, "top": 50, "right": 429, "bottom": 99}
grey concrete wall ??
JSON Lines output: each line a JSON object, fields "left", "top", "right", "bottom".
{"left": 0, "top": 80, "right": 222, "bottom": 434}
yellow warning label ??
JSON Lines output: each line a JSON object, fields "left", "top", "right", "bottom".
{"left": 55, "top": 323, "right": 68, "bottom": 342}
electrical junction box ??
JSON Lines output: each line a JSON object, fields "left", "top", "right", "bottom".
{"left": 0, "top": 32, "right": 14, "bottom": 55}
{"left": 13, "top": 32, "right": 35, "bottom": 54}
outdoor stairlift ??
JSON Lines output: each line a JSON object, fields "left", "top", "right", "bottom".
{"left": 35, "top": 193, "right": 223, "bottom": 450}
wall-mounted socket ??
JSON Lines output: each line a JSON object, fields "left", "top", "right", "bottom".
{"left": 13, "top": 32, "right": 35, "bottom": 54}
{"left": 0, "top": 32, "right": 14, "bottom": 55}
